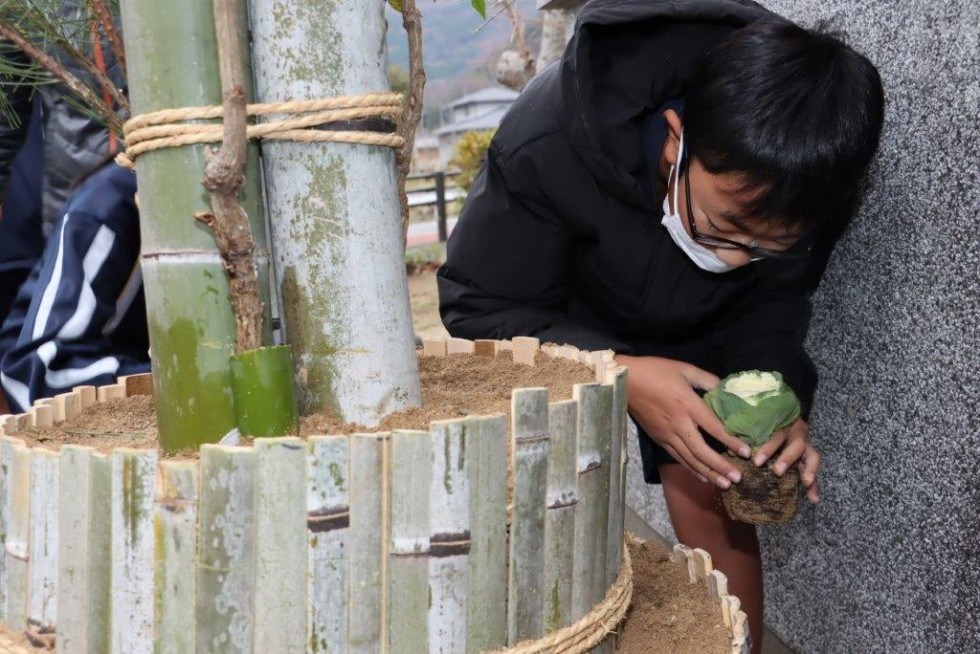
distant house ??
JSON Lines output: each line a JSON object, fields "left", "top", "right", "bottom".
{"left": 434, "top": 86, "right": 518, "bottom": 167}
{"left": 412, "top": 135, "right": 440, "bottom": 173}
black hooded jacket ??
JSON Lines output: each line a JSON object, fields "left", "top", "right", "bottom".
{"left": 438, "top": 0, "right": 839, "bottom": 434}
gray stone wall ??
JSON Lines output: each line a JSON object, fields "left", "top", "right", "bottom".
{"left": 758, "top": 2, "right": 979, "bottom": 651}
{"left": 627, "top": 1, "right": 979, "bottom": 651}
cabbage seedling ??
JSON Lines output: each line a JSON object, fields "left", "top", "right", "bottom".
{"left": 704, "top": 371, "right": 801, "bottom": 448}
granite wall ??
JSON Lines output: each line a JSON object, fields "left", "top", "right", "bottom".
{"left": 627, "top": 1, "right": 980, "bottom": 651}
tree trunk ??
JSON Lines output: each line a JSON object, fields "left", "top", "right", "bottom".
{"left": 536, "top": 9, "right": 571, "bottom": 75}
{"left": 118, "top": 0, "right": 272, "bottom": 452}
{"left": 248, "top": 0, "right": 421, "bottom": 425}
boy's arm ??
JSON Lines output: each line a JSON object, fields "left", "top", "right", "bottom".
{"left": 438, "top": 143, "right": 632, "bottom": 353}
{"left": 0, "top": 211, "right": 147, "bottom": 413}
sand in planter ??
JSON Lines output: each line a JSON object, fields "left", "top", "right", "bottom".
{"left": 12, "top": 395, "right": 157, "bottom": 453}
{"left": 618, "top": 539, "right": 731, "bottom": 654}
{"left": 7, "top": 351, "right": 596, "bottom": 455}
{"left": 301, "top": 351, "right": 596, "bottom": 435}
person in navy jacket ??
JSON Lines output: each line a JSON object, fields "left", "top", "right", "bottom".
{"left": 0, "top": 161, "right": 148, "bottom": 413}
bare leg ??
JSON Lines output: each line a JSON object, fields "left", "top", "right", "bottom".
{"left": 659, "top": 462, "right": 763, "bottom": 654}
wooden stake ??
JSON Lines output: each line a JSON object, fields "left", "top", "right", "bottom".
{"left": 474, "top": 339, "right": 498, "bottom": 358}
{"left": 508, "top": 388, "right": 549, "bottom": 643}
{"left": 57, "top": 392, "right": 80, "bottom": 420}
{"left": 2, "top": 438, "right": 31, "bottom": 631}
{"left": 348, "top": 433, "right": 390, "bottom": 652}
{"left": 120, "top": 373, "right": 154, "bottom": 397}
{"left": 604, "top": 367, "right": 628, "bottom": 588}
{"left": 466, "top": 414, "right": 508, "bottom": 651}
{"left": 543, "top": 399, "right": 578, "bottom": 633}
{"left": 447, "top": 337, "right": 475, "bottom": 355}
{"left": 154, "top": 460, "right": 199, "bottom": 654}
{"left": 571, "top": 382, "right": 613, "bottom": 619}
{"left": 196, "top": 445, "right": 256, "bottom": 653}
{"left": 254, "top": 438, "right": 308, "bottom": 652}
{"left": 512, "top": 337, "right": 540, "bottom": 366}
{"left": 307, "top": 436, "right": 350, "bottom": 652}
{"left": 692, "top": 548, "right": 713, "bottom": 582}
{"left": 707, "top": 569, "right": 729, "bottom": 600}
{"left": 27, "top": 449, "right": 59, "bottom": 633}
{"left": 429, "top": 419, "right": 471, "bottom": 651}
{"left": 388, "top": 430, "right": 431, "bottom": 653}
{"left": 423, "top": 339, "right": 448, "bottom": 357}
{"left": 74, "top": 386, "right": 97, "bottom": 409}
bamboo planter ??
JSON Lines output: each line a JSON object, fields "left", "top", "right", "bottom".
{"left": 0, "top": 338, "right": 632, "bottom": 653}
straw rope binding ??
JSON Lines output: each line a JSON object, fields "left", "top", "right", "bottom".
{"left": 492, "top": 543, "right": 633, "bottom": 654}
{"left": 116, "top": 92, "right": 405, "bottom": 167}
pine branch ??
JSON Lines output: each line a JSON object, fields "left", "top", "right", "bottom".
{"left": 88, "top": 0, "right": 126, "bottom": 78}
{"left": 196, "top": 0, "right": 263, "bottom": 354}
{"left": 397, "top": 0, "right": 425, "bottom": 246}
{"left": 0, "top": 18, "right": 123, "bottom": 135}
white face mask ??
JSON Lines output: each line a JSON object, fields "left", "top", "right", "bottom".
{"left": 660, "top": 131, "right": 738, "bottom": 274}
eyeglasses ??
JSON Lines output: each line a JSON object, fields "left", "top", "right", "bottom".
{"left": 681, "top": 149, "right": 811, "bottom": 260}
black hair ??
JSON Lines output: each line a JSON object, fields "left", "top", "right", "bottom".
{"left": 684, "top": 19, "right": 885, "bottom": 232}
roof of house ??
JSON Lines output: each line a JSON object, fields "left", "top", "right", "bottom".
{"left": 443, "top": 86, "right": 519, "bottom": 110}
{"left": 433, "top": 107, "right": 509, "bottom": 136}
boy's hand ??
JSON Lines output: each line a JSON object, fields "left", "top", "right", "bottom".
{"left": 616, "top": 355, "right": 751, "bottom": 489}
{"left": 752, "top": 417, "right": 821, "bottom": 504}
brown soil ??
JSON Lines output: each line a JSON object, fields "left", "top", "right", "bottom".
{"left": 722, "top": 453, "right": 801, "bottom": 525}
{"left": 618, "top": 539, "right": 730, "bottom": 654}
{"left": 301, "top": 351, "right": 594, "bottom": 435}
{"left": 6, "top": 352, "right": 594, "bottom": 455}
{"left": 12, "top": 395, "right": 157, "bottom": 454}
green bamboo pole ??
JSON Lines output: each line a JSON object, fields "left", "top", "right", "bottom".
{"left": 118, "top": 0, "right": 272, "bottom": 452}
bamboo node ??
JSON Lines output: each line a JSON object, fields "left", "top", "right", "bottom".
{"left": 115, "top": 92, "right": 406, "bottom": 168}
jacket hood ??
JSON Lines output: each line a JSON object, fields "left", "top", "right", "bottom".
{"left": 560, "top": 0, "right": 777, "bottom": 206}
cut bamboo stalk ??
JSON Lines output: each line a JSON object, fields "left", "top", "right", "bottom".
{"left": 423, "top": 339, "right": 448, "bottom": 357}
{"left": 466, "top": 414, "right": 508, "bottom": 651}
{"left": 722, "top": 595, "right": 741, "bottom": 630}
{"left": 57, "top": 392, "right": 80, "bottom": 420}
{"left": 558, "top": 344, "right": 579, "bottom": 361}
{"left": 720, "top": 595, "right": 734, "bottom": 629}
{"left": 474, "top": 339, "right": 498, "bottom": 357}
{"left": 196, "top": 445, "right": 256, "bottom": 654}
{"left": 447, "top": 337, "right": 475, "bottom": 355}
{"left": 543, "top": 399, "right": 578, "bottom": 633}
{"left": 571, "top": 382, "right": 613, "bottom": 619}
{"left": 97, "top": 383, "right": 125, "bottom": 403}
{"left": 307, "top": 436, "right": 350, "bottom": 652}
{"left": 348, "top": 433, "right": 390, "bottom": 652}
{"left": 15, "top": 414, "right": 29, "bottom": 431}
{"left": 497, "top": 341, "right": 513, "bottom": 352}
{"left": 387, "top": 430, "right": 430, "bottom": 653}
{"left": 32, "top": 405, "right": 54, "bottom": 428}
{"left": 153, "top": 461, "right": 198, "bottom": 654}
{"left": 50, "top": 395, "right": 67, "bottom": 423}
{"left": 429, "top": 419, "right": 470, "bottom": 650}
{"left": 540, "top": 344, "right": 558, "bottom": 358}
{"left": 508, "top": 388, "right": 549, "bottom": 643}
{"left": 61, "top": 450, "right": 96, "bottom": 650}
{"left": 74, "top": 386, "right": 97, "bottom": 410}
{"left": 692, "top": 548, "right": 713, "bottom": 582}
{"left": 1, "top": 415, "right": 15, "bottom": 434}
{"left": 254, "top": 438, "right": 308, "bottom": 652}
{"left": 3, "top": 437, "right": 31, "bottom": 631}
{"left": 27, "top": 449, "right": 58, "bottom": 633}
{"left": 671, "top": 544, "right": 697, "bottom": 583}
{"left": 87, "top": 453, "right": 112, "bottom": 652}
{"left": 512, "top": 337, "right": 540, "bottom": 366}
{"left": 707, "top": 569, "right": 729, "bottom": 600}
{"left": 605, "top": 367, "right": 628, "bottom": 587}
{"left": 110, "top": 448, "right": 157, "bottom": 652}
{"left": 120, "top": 373, "right": 154, "bottom": 397}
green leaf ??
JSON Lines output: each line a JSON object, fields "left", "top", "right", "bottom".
{"left": 704, "top": 389, "right": 751, "bottom": 421}
{"left": 471, "top": 0, "right": 487, "bottom": 19}
{"left": 388, "top": 0, "right": 403, "bottom": 12}
{"left": 722, "top": 392, "right": 801, "bottom": 447}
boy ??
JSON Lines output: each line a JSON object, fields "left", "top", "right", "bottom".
{"left": 438, "top": 1, "right": 884, "bottom": 650}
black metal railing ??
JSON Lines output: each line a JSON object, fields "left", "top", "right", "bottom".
{"left": 407, "top": 170, "right": 464, "bottom": 242}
